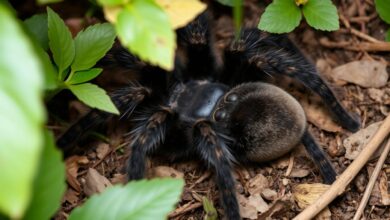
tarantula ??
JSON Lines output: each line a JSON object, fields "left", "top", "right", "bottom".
{"left": 57, "top": 8, "right": 360, "bottom": 220}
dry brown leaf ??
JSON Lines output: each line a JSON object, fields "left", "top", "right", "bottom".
{"left": 293, "top": 183, "right": 330, "bottom": 208}
{"left": 331, "top": 60, "right": 388, "bottom": 88}
{"left": 96, "top": 143, "right": 110, "bottom": 159}
{"left": 63, "top": 188, "right": 79, "bottom": 205}
{"left": 300, "top": 96, "right": 343, "bottom": 132}
{"left": 379, "top": 172, "right": 390, "bottom": 205}
{"left": 246, "top": 174, "right": 269, "bottom": 195}
{"left": 261, "top": 188, "right": 278, "bottom": 201}
{"left": 65, "top": 155, "right": 89, "bottom": 192}
{"left": 237, "top": 194, "right": 258, "bottom": 219}
{"left": 258, "top": 199, "right": 293, "bottom": 220}
{"left": 344, "top": 121, "right": 382, "bottom": 160}
{"left": 289, "top": 168, "right": 310, "bottom": 178}
{"left": 83, "top": 168, "right": 112, "bottom": 197}
{"left": 272, "top": 156, "right": 290, "bottom": 169}
{"left": 248, "top": 194, "right": 269, "bottom": 213}
{"left": 148, "top": 166, "right": 184, "bottom": 179}
{"left": 110, "top": 173, "right": 127, "bottom": 184}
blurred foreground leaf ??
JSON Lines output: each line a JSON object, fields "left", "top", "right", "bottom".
{"left": 23, "top": 131, "right": 66, "bottom": 220}
{"left": 69, "top": 178, "right": 184, "bottom": 220}
{"left": 0, "top": 5, "right": 45, "bottom": 218}
{"left": 116, "top": 0, "right": 175, "bottom": 70}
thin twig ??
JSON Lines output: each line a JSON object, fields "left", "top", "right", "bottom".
{"left": 353, "top": 138, "right": 390, "bottom": 220}
{"left": 169, "top": 202, "right": 203, "bottom": 218}
{"left": 350, "top": 28, "right": 380, "bottom": 43}
{"left": 293, "top": 114, "right": 390, "bottom": 220}
{"left": 320, "top": 38, "right": 390, "bottom": 52}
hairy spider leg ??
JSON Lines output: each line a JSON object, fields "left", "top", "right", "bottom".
{"left": 127, "top": 107, "right": 175, "bottom": 180}
{"left": 301, "top": 131, "right": 337, "bottom": 184}
{"left": 175, "top": 11, "right": 220, "bottom": 81}
{"left": 226, "top": 28, "right": 360, "bottom": 132}
{"left": 192, "top": 120, "right": 240, "bottom": 220}
{"left": 56, "top": 83, "right": 152, "bottom": 156}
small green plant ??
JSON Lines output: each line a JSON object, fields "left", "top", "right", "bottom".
{"left": 374, "top": 0, "right": 390, "bottom": 41}
{"left": 259, "top": 0, "right": 339, "bottom": 33}
{"left": 202, "top": 197, "right": 218, "bottom": 220}
{"left": 24, "top": 8, "right": 119, "bottom": 114}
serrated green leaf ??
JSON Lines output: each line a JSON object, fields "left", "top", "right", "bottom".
{"left": 302, "top": 0, "right": 339, "bottom": 31}
{"left": 37, "top": 0, "right": 63, "bottom": 4}
{"left": 24, "top": 14, "right": 49, "bottom": 50}
{"left": 67, "top": 68, "right": 103, "bottom": 85}
{"left": 47, "top": 7, "right": 75, "bottom": 77}
{"left": 0, "top": 5, "right": 45, "bottom": 219}
{"left": 98, "top": 0, "right": 127, "bottom": 6}
{"left": 117, "top": 0, "right": 176, "bottom": 70}
{"left": 71, "top": 23, "right": 116, "bottom": 72}
{"left": 386, "top": 28, "right": 390, "bottom": 42}
{"left": 36, "top": 48, "right": 59, "bottom": 90}
{"left": 23, "top": 131, "right": 66, "bottom": 220}
{"left": 375, "top": 0, "right": 390, "bottom": 24}
{"left": 68, "top": 178, "right": 184, "bottom": 220}
{"left": 258, "top": 0, "right": 302, "bottom": 33}
{"left": 68, "top": 83, "right": 119, "bottom": 114}
{"left": 24, "top": 16, "right": 59, "bottom": 90}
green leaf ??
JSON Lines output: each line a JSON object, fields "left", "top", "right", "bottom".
{"left": 67, "top": 68, "right": 103, "bottom": 85}
{"left": 302, "top": 0, "right": 339, "bottom": 31}
{"left": 375, "top": 0, "right": 390, "bottom": 24}
{"left": 23, "top": 15, "right": 59, "bottom": 90}
{"left": 23, "top": 131, "right": 66, "bottom": 220}
{"left": 37, "top": 0, "right": 63, "bottom": 4}
{"left": 97, "top": 0, "right": 128, "bottom": 6}
{"left": 258, "top": 0, "right": 302, "bottom": 33}
{"left": 71, "top": 23, "right": 116, "bottom": 72}
{"left": 0, "top": 5, "right": 45, "bottom": 219}
{"left": 36, "top": 48, "right": 59, "bottom": 90}
{"left": 68, "top": 178, "right": 184, "bottom": 220}
{"left": 68, "top": 83, "right": 119, "bottom": 114}
{"left": 202, "top": 197, "right": 218, "bottom": 220}
{"left": 24, "top": 14, "right": 49, "bottom": 50}
{"left": 117, "top": 0, "right": 176, "bottom": 70}
{"left": 47, "top": 7, "right": 75, "bottom": 77}
{"left": 386, "top": 28, "right": 390, "bottom": 42}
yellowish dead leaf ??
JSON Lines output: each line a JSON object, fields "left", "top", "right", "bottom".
{"left": 103, "top": 6, "right": 122, "bottom": 23}
{"left": 156, "top": 0, "right": 207, "bottom": 29}
{"left": 293, "top": 183, "right": 332, "bottom": 220}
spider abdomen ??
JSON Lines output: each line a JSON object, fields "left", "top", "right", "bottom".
{"left": 220, "top": 83, "right": 306, "bottom": 162}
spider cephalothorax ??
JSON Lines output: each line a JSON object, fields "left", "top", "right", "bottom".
{"left": 57, "top": 7, "right": 360, "bottom": 220}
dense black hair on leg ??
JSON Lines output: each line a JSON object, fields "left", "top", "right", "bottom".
{"left": 56, "top": 83, "right": 152, "bottom": 156}
{"left": 225, "top": 29, "right": 360, "bottom": 132}
{"left": 192, "top": 120, "right": 240, "bottom": 220}
{"left": 301, "top": 130, "right": 337, "bottom": 184}
{"left": 127, "top": 107, "right": 174, "bottom": 180}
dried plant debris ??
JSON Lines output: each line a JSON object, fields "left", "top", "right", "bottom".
{"left": 147, "top": 166, "right": 184, "bottom": 179}
{"left": 344, "top": 121, "right": 382, "bottom": 160}
{"left": 331, "top": 60, "right": 388, "bottom": 88}
{"left": 83, "top": 168, "right": 112, "bottom": 197}
{"left": 293, "top": 183, "right": 332, "bottom": 220}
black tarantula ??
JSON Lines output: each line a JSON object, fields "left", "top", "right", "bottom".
{"left": 57, "top": 6, "right": 360, "bottom": 220}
